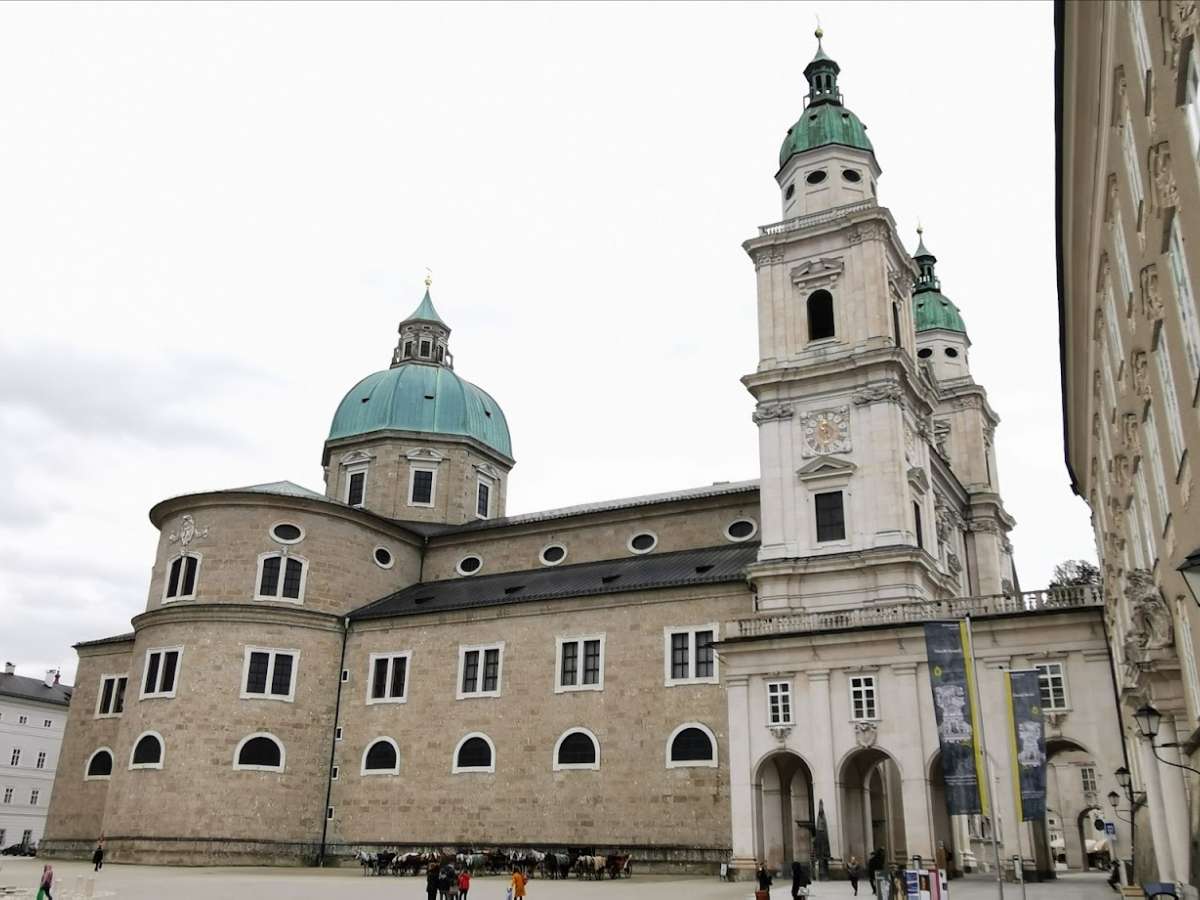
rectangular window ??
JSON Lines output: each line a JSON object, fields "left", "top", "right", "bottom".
{"left": 1143, "top": 410, "right": 1170, "bottom": 530}
{"left": 767, "top": 681, "right": 793, "bottom": 726}
{"left": 1128, "top": 0, "right": 1151, "bottom": 84}
{"left": 913, "top": 501, "right": 924, "bottom": 550}
{"left": 1136, "top": 469, "right": 1157, "bottom": 566}
{"left": 458, "top": 642, "right": 504, "bottom": 698}
{"left": 419, "top": 340, "right": 431, "bottom": 357}
{"left": 42, "top": 720, "right": 51, "bottom": 728}
{"left": 2, "top": 789, "right": 10, "bottom": 804}
{"left": 556, "top": 635, "right": 605, "bottom": 692}
{"left": 281, "top": 558, "right": 303, "bottom": 599}
{"left": 20, "top": 830, "right": 30, "bottom": 846}
{"left": 409, "top": 468, "right": 435, "bottom": 506}
{"left": 259, "top": 556, "right": 280, "bottom": 595}
{"left": 96, "top": 674, "right": 128, "bottom": 717}
{"left": 1105, "top": 293, "right": 1125, "bottom": 374}
{"left": 29, "top": 789, "right": 38, "bottom": 806}
{"left": 403, "top": 341, "right": 413, "bottom": 358}
{"left": 1155, "top": 337, "right": 1186, "bottom": 467}
{"left": 141, "top": 648, "right": 182, "bottom": 699}
{"left": 17, "top": 716, "right": 25, "bottom": 725}
{"left": 1081, "top": 766, "right": 1098, "bottom": 794}
{"left": 476, "top": 479, "right": 492, "bottom": 519}
{"left": 367, "top": 652, "right": 410, "bottom": 704}
{"left": 1168, "top": 216, "right": 1200, "bottom": 389}
{"left": 1121, "top": 110, "right": 1144, "bottom": 222}
{"left": 346, "top": 468, "right": 366, "bottom": 507}
{"left": 1113, "top": 211, "right": 1134, "bottom": 312}
{"left": 850, "top": 674, "right": 878, "bottom": 720}
{"left": 1035, "top": 662, "right": 1069, "bottom": 710}
{"left": 815, "top": 491, "right": 846, "bottom": 542}
{"left": 257, "top": 554, "right": 305, "bottom": 602}
{"left": 8, "top": 749, "right": 18, "bottom": 767}
{"left": 664, "top": 625, "right": 720, "bottom": 686}
{"left": 35, "top": 752, "right": 45, "bottom": 770}
{"left": 241, "top": 647, "right": 298, "bottom": 702}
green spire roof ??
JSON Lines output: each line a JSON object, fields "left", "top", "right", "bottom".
{"left": 404, "top": 289, "right": 447, "bottom": 327}
{"left": 779, "top": 30, "right": 874, "bottom": 169}
{"left": 911, "top": 229, "right": 967, "bottom": 334}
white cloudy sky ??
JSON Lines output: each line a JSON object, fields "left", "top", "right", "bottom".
{"left": 0, "top": 1, "right": 1091, "bottom": 684}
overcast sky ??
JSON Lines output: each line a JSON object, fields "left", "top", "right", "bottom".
{"left": 0, "top": 1, "right": 1089, "bottom": 685}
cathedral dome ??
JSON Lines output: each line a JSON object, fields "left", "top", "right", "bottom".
{"left": 328, "top": 363, "right": 512, "bottom": 459}
{"left": 913, "top": 291, "right": 967, "bottom": 334}
{"left": 779, "top": 104, "right": 873, "bottom": 168}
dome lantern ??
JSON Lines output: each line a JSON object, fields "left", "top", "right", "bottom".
{"left": 391, "top": 273, "right": 454, "bottom": 369}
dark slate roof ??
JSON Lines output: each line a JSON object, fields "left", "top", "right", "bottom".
{"left": 74, "top": 632, "right": 136, "bottom": 649}
{"left": 0, "top": 672, "right": 73, "bottom": 707}
{"left": 350, "top": 542, "right": 759, "bottom": 621}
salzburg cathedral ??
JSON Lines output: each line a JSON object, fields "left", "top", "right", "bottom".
{"left": 42, "top": 34, "right": 1124, "bottom": 880}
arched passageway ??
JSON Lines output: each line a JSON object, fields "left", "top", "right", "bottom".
{"left": 755, "top": 751, "right": 815, "bottom": 872}
{"left": 928, "top": 751, "right": 960, "bottom": 877}
{"left": 840, "top": 747, "right": 907, "bottom": 866}
{"left": 1039, "top": 738, "right": 1097, "bottom": 874}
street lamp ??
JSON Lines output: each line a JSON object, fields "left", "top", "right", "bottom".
{"left": 1107, "top": 790, "right": 1120, "bottom": 809}
{"left": 1179, "top": 548, "right": 1200, "bottom": 608}
{"left": 1114, "top": 767, "right": 1131, "bottom": 793}
{"left": 1133, "top": 703, "right": 1200, "bottom": 777}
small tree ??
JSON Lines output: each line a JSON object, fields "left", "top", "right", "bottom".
{"left": 1050, "top": 559, "right": 1101, "bottom": 587}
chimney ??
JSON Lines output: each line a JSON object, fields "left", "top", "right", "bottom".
{"left": 43, "top": 669, "right": 55, "bottom": 688}
{"left": 3, "top": 662, "right": 13, "bottom": 676}
{"left": 53, "top": 671, "right": 60, "bottom": 685}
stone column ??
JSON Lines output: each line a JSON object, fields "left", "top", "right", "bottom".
{"left": 1137, "top": 734, "right": 1176, "bottom": 881}
{"left": 727, "top": 674, "right": 758, "bottom": 871}
{"left": 894, "top": 662, "right": 934, "bottom": 862}
{"left": 1154, "top": 714, "right": 1191, "bottom": 884}
{"left": 809, "top": 669, "right": 842, "bottom": 864}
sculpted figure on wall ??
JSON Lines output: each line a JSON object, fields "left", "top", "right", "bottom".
{"left": 1148, "top": 142, "right": 1180, "bottom": 217}
{"left": 1168, "top": 1, "right": 1200, "bottom": 68}
{"left": 1139, "top": 264, "right": 1162, "bottom": 324}
{"left": 752, "top": 402, "right": 794, "bottom": 424}
{"left": 1126, "top": 569, "right": 1174, "bottom": 651}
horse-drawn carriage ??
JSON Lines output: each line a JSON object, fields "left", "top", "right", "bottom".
{"left": 351, "top": 846, "right": 631, "bottom": 879}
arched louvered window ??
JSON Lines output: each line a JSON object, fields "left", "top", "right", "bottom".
{"left": 808, "top": 290, "right": 835, "bottom": 341}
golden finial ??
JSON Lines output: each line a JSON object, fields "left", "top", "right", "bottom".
{"left": 916, "top": 220, "right": 924, "bottom": 236}
{"left": 424, "top": 268, "right": 432, "bottom": 288}
{"left": 815, "top": 16, "right": 823, "bottom": 42}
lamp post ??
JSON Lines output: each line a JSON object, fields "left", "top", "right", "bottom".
{"left": 1179, "top": 548, "right": 1200, "bottom": 608}
{"left": 1133, "top": 704, "right": 1200, "bottom": 777}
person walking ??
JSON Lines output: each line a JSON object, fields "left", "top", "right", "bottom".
{"left": 92, "top": 837, "right": 105, "bottom": 872}
{"left": 847, "top": 856, "right": 862, "bottom": 896}
{"left": 510, "top": 866, "right": 528, "bottom": 900}
{"left": 425, "top": 863, "right": 439, "bottom": 900}
{"left": 438, "top": 864, "right": 454, "bottom": 900}
{"left": 756, "top": 860, "right": 773, "bottom": 897}
{"left": 35, "top": 865, "right": 54, "bottom": 900}
{"left": 866, "top": 849, "right": 883, "bottom": 896}
{"left": 791, "top": 860, "right": 811, "bottom": 898}
{"left": 457, "top": 868, "right": 471, "bottom": 900}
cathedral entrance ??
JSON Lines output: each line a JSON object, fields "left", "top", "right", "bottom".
{"left": 754, "top": 751, "right": 815, "bottom": 872}
{"left": 840, "top": 747, "right": 907, "bottom": 866}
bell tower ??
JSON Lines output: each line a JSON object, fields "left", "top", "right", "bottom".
{"left": 743, "top": 31, "right": 952, "bottom": 612}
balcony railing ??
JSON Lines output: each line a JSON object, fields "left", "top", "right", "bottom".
{"left": 758, "top": 199, "right": 879, "bottom": 237}
{"left": 730, "top": 585, "right": 1103, "bottom": 639}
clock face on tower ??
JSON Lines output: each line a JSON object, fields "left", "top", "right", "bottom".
{"left": 799, "top": 406, "right": 851, "bottom": 457}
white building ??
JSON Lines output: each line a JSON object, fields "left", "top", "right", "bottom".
{"left": 0, "top": 663, "right": 71, "bottom": 850}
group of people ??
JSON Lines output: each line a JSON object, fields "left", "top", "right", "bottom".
{"left": 423, "top": 863, "right": 528, "bottom": 900}
{"left": 753, "top": 848, "right": 891, "bottom": 898}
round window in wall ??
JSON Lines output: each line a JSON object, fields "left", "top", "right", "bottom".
{"left": 373, "top": 547, "right": 394, "bottom": 569}
{"left": 842, "top": 169, "right": 862, "bottom": 183}
{"left": 944, "top": 347, "right": 959, "bottom": 358}
{"left": 540, "top": 544, "right": 567, "bottom": 566}
{"left": 270, "top": 523, "right": 304, "bottom": 544}
{"left": 725, "top": 519, "right": 758, "bottom": 542}
{"left": 456, "top": 555, "right": 483, "bottom": 576}
{"left": 806, "top": 169, "right": 828, "bottom": 185}
{"left": 917, "top": 347, "right": 933, "bottom": 359}
{"left": 627, "top": 532, "right": 658, "bottom": 554}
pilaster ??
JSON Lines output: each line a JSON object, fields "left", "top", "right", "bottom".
{"left": 892, "top": 662, "right": 934, "bottom": 860}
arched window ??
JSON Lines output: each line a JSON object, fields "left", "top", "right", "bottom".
{"left": 129, "top": 732, "right": 164, "bottom": 770}
{"left": 553, "top": 728, "right": 600, "bottom": 771}
{"left": 256, "top": 552, "right": 307, "bottom": 602}
{"left": 361, "top": 738, "right": 400, "bottom": 776}
{"left": 163, "top": 553, "right": 200, "bottom": 601}
{"left": 666, "top": 723, "right": 718, "bottom": 769}
{"left": 233, "top": 733, "right": 284, "bottom": 772}
{"left": 452, "top": 733, "right": 495, "bottom": 774}
{"left": 84, "top": 748, "right": 113, "bottom": 780}
{"left": 807, "top": 290, "right": 835, "bottom": 341}
{"left": 892, "top": 302, "right": 903, "bottom": 350}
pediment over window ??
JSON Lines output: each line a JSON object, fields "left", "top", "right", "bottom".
{"left": 796, "top": 455, "right": 856, "bottom": 482}
{"left": 339, "top": 450, "right": 376, "bottom": 467}
{"left": 405, "top": 448, "right": 446, "bottom": 464}
{"left": 473, "top": 462, "right": 502, "bottom": 479}
{"left": 790, "top": 257, "right": 844, "bottom": 286}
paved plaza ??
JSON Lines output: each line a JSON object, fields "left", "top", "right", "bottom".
{"left": 0, "top": 859, "right": 1117, "bottom": 900}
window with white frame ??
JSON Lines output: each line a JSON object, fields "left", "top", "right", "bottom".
{"left": 17, "top": 716, "right": 25, "bottom": 725}
{"left": 1104, "top": 292, "right": 1125, "bottom": 371}
{"left": 345, "top": 466, "right": 367, "bottom": 508}
{"left": 241, "top": 648, "right": 298, "bottom": 702}
{"left": 1121, "top": 111, "right": 1144, "bottom": 222}
{"left": 85, "top": 748, "right": 113, "bottom": 779}
{"left": 476, "top": 476, "right": 493, "bottom": 519}
{"left": 96, "top": 675, "right": 127, "bottom": 717}
{"left": 141, "top": 648, "right": 181, "bottom": 699}
{"left": 458, "top": 643, "right": 503, "bottom": 698}
{"left": 666, "top": 722, "right": 718, "bottom": 768}
{"left": 129, "top": 732, "right": 164, "bottom": 769}
{"left": 1112, "top": 212, "right": 1134, "bottom": 313}
{"left": 1134, "top": 469, "right": 1157, "bottom": 565}
{"left": 408, "top": 467, "right": 436, "bottom": 507}
{"left": 1081, "top": 765, "right": 1098, "bottom": 793}
{"left": 1143, "top": 411, "right": 1170, "bottom": 530}
{"left": 1128, "top": 1, "right": 1151, "bottom": 85}
{"left": 1, "top": 789, "right": 10, "bottom": 803}
{"left": 35, "top": 752, "right": 45, "bottom": 770}
{"left": 163, "top": 553, "right": 200, "bottom": 601}
{"left": 557, "top": 635, "right": 604, "bottom": 692}
{"left": 42, "top": 720, "right": 50, "bottom": 728}
{"left": 361, "top": 737, "right": 400, "bottom": 775}
{"left": 452, "top": 732, "right": 495, "bottom": 773}
{"left": 849, "top": 674, "right": 878, "bottom": 720}
{"left": 554, "top": 728, "right": 600, "bottom": 771}
{"left": 664, "top": 626, "right": 718, "bottom": 685}
{"left": 1154, "top": 336, "right": 1186, "bottom": 467}
{"left": 233, "top": 733, "right": 285, "bottom": 772}
{"left": 29, "top": 789, "right": 38, "bottom": 806}
{"left": 9, "top": 749, "right": 19, "bottom": 766}
{"left": 767, "top": 681, "right": 793, "bottom": 726}
{"left": 1187, "top": 48, "right": 1200, "bottom": 158}
{"left": 256, "top": 552, "right": 307, "bottom": 602}
{"left": 367, "top": 652, "right": 410, "bottom": 704}
{"left": 1035, "top": 662, "right": 1069, "bottom": 710}
{"left": 1168, "top": 216, "right": 1200, "bottom": 388}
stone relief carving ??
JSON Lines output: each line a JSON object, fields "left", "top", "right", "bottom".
{"left": 768, "top": 723, "right": 793, "bottom": 743}
{"left": 1132, "top": 350, "right": 1151, "bottom": 399}
{"left": 1092, "top": 370, "right": 1102, "bottom": 402}
{"left": 1139, "top": 264, "right": 1162, "bottom": 323}
{"left": 1093, "top": 306, "right": 1105, "bottom": 345}
{"left": 168, "top": 514, "right": 209, "bottom": 547}
{"left": 1112, "top": 453, "right": 1131, "bottom": 489}
{"left": 1108, "top": 495, "right": 1127, "bottom": 530}
{"left": 933, "top": 420, "right": 951, "bottom": 458}
{"left": 968, "top": 519, "right": 1001, "bottom": 535}
{"left": 854, "top": 721, "right": 878, "bottom": 748}
{"left": 1001, "top": 578, "right": 1016, "bottom": 597}
{"left": 1148, "top": 142, "right": 1180, "bottom": 217}
{"left": 1002, "top": 535, "right": 1014, "bottom": 555}
{"left": 799, "top": 406, "right": 851, "bottom": 457}
{"left": 947, "top": 553, "right": 963, "bottom": 576}
{"left": 904, "top": 422, "right": 917, "bottom": 465}
{"left": 1168, "top": 1, "right": 1200, "bottom": 68}
{"left": 1126, "top": 569, "right": 1174, "bottom": 650}
{"left": 791, "top": 257, "right": 844, "bottom": 286}
{"left": 847, "top": 223, "right": 887, "bottom": 245}
{"left": 752, "top": 402, "right": 795, "bottom": 425}
{"left": 1121, "top": 413, "right": 1141, "bottom": 455}
{"left": 851, "top": 382, "right": 903, "bottom": 406}
{"left": 1092, "top": 412, "right": 1101, "bottom": 440}
{"left": 753, "top": 247, "right": 787, "bottom": 270}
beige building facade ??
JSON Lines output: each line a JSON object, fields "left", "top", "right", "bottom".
{"left": 40, "top": 30, "right": 1125, "bottom": 884}
{"left": 1058, "top": 1, "right": 1200, "bottom": 893}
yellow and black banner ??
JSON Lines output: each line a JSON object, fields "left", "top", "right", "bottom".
{"left": 924, "top": 621, "right": 989, "bottom": 816}
{"left": 1005, "top": 669, "right": 1048, "bottom": 821}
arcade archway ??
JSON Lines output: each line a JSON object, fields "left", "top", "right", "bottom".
{"left": 754, "top": 750, "right": 815, "bottom": 871}
{"left": 840, "top": 746, "right": 907, "bottom": 866}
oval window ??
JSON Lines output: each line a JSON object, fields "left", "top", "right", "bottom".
{"left": 725, "top": 519, "right": 758, "bottom": 541}
{"left": 628, "top": 532, "right": 657, "bottom": 554}
{"left": 842, "top": 169, "right": 862, "bottom": 183}
{"left": 806, "top": 170, "right": 827, "bottom": 185}
{"left": 917, "top": 348, "right": 933, "bottom": 359}
{"left": 457, "top": 555, "right": 483, "bottom": 576}
{"left": 270, "top": 523, "right": 303, "bottom": 544}
{"left": 944, "top": 347, "right": 959, "bottom": 358}
{"left": 374, "top": 547, "right": 394, "bottom": 569}
{"left": 540, "top": 544, "right": 567, "bottom": 566}
{"left": 785, "top": 183, "right": 795, "bottom": 200}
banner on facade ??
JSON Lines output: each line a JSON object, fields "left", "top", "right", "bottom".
{"left": 923, "top": 621, "right": 988, "bottom": 816}
{"left": 1005, "top": 668, "right": 1047, "bottom": 821}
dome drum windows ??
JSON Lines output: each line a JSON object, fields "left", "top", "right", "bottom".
{"left": 553, "top": 728, "right": 600, "bottom": 772}
{"left": 233, "top": 733, "right": 285, "bottom": 772}
{"left": 84, "top": 748, "right": 114, "bottom": 781}
{"left": 256, "top": 552, "right": 307, "bottom": 602}
{"left": 345, "top": 465, "right": 368, "bottom": 508}
{"left": 805, "top": 169, "right": 828, "bottom": 185}
{"left": 807, "top": 290, "right": 835, "bottom": 342}
{"left": 842, "top": 168, "right": 862, "bottom": 183}
{"left": 129, "top": 731, "right": 164, "bottom": 770}
{"left": 666, "top": 723, "right": 718, "bottom": 769}
{"left": 408, "top": 466, "right": 437, "bottom": 507}
{"left": 452, "top": 733, "right": 495, "bottom": 774}
{"left": 361, "top": 738, "right": 400, "bottom": 776}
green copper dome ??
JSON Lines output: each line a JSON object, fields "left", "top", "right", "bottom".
{"left": 328, "top": 364, "right": 512, "bottom": 459}
{"left": 779, "top": 104, "right": 873, "bottom": 167}
{"left": 913, "top": 291, "right": 967, "bottom": 334}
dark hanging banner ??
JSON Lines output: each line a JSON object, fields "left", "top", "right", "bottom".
{"left": 1006, "top": 669, "right": 1048, "bottom": 821}
{"left": 924, "top": 621, "right": 987, "bottom": 816}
